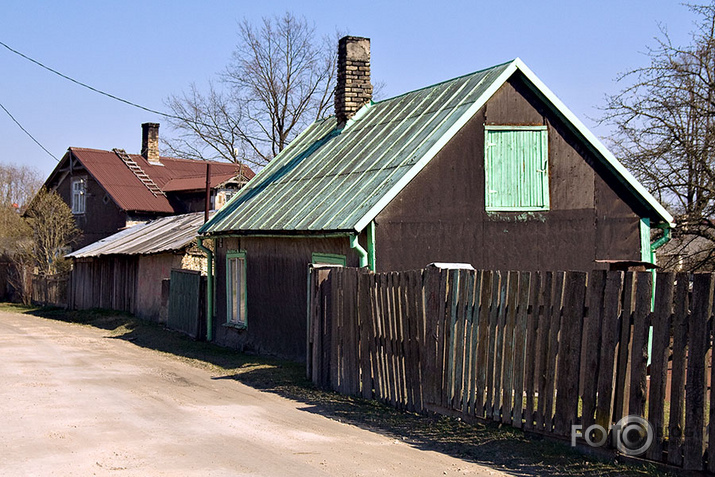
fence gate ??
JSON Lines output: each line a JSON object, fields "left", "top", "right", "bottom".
{"left": 168, "top": 269, "right": 202, "bottom": 339}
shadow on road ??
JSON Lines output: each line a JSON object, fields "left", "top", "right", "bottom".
{"left": 18, "top": 305, "right": 672, "bottom": 477}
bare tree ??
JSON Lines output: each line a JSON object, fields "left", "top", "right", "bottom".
{"left": 0, "top": 162, "right": 42, "bottom": 212}
{"left": 165, "top": 13, "right": 337, "bottom": 168}
{"left": 24, "top": 188, "right": 79, "bottom": 276}
{"left": 602, "top": 3, "right": 715, "bottom": 271}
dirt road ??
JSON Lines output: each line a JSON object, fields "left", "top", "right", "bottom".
{"left": 0, "top": 310, "right": 506, "bottom": 476}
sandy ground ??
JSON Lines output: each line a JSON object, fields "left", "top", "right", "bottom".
{"left": 0, "top": 310, "right": 508, "bottom": 476}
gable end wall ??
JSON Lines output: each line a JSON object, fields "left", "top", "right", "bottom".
{"left": 374, "top": 75, "right": 641, "bottom": 272}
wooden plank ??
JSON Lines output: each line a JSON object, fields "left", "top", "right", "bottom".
{"left": 405, "top": 270, "right": 422, "bottom": 412}
{"left": 502, "top": 271, "right": 520, "bottom": 425}
{"left": 423, "top": 265, "right": 442, "bottom": 407}
{"left": 462, "top": 270, "right": 478, "bottom": 415}
{"left": 485, "top": 271, "right": 501, "bottom": 421}
{"left": 595, "top": 271, "right": 624, "bottom": 431}
{"left": 413, "top": 269, "right": 426, "bottom": 412}
{"left": 358, "top": 270, "right": 373, "bottom": 399}
{"left": 492, "top": 272, "right": 509, "bottom": 421}
{"left": 466, "top": 271, "right": 481, "bottom": 416}
{"left": 371, "top": 273, "right": 387, "bottom": 403}
{"left": 667, "top": 272, "right": 689, "bottom": 467}
{"left": 330, "top": 268, "right": 342, "bottom": 392}
{"left": 441, "top": 270, "right": 457, "bottom": 410}
{"left": 683, "top": 273, "right": 713, "bottom": 471}
{"left": 475, "top": 270, "right": 494, "bottom": 418}
{"left": 512, "top": 272, "right": 531, "bottom": 428}
{"left": 581, "top": 270, "right": 606, "bottom": 431}
{"left": 646, "top": 272, "right": 674, "bottom": 462}
{"left": 535, "top": 271, "right": 553, "bottom": 432}
{"left": 543, "top": 271, "right": 564, "bottom": 433}
{"left": 613, "top": 271, "right": 635, "bottom": 421}
{"left": 394, "top": 271, "right": 408, "bottom": 409}
{"left": 523, "top": 271, "right": 541, "bottom": 431}
{"left": 345, "top": 268, "right": 360, "bottom": 395}
{"left": 627, "top": 272, "right": 653, "bottom": 419}
{"left": 382, "top": 272, "right": 397, "bottom": 407}
{"left": 553, "top": 271, "right": 587, "bottom": 437}
{"left": 454, "top": 270, "right": 471, "bottom": 411}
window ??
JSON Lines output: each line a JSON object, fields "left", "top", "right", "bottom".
{"left": 484, "top": 126, "right": 549, "bottom": 211}
{"left": 226, "top": 251, "right": 247, "bottom": 327}
{"left": 311, "top": 253, "right": 346, "bottom": 267}
{"left": 71, "top": 177, "right": 86, "bottom": 214}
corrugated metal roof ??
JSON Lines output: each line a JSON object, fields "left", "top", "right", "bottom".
{"left": 52, "top": 148, "right": 253, "bottom": 214}
{"left": 200, "top": 58, "right": 673, "bottom": 236}
{"left": 67, "top": 212, "right": 209, "bottom": 257}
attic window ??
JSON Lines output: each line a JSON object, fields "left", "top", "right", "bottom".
{"left": 484, "top": 126, "right": 549, "bottom": 211}
{"left": 71, "top": 177, "right": 86, "bottom": 214}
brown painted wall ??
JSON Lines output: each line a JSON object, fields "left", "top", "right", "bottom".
{"left": 212, "top": 235, "right": 357, "bottom": 360}
{"left": 374, "top": 75, "right": 641, "bottom": 273}
{"left": 135, "top": 253, "right": 184, "bottom": 323}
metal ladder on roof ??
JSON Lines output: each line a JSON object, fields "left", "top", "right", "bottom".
{"left": 112, "top": 148, "right": 165, "bottom": 197}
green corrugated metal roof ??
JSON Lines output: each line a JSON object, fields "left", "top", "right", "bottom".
{"left": 200, "top": 58, "right": 674, "bottom": 236}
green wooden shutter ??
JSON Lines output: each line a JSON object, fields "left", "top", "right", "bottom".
{"left": 485, "top": 126, "right": 549, "bottom": 210}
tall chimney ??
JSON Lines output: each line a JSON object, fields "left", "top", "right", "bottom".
{"left": 335, "top": 36, "right": 372, "bottom": 127}
{"left": 141, "top": 122, "right": 161, "bottom": 165}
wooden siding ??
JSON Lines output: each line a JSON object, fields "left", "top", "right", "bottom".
{"left": 212, "top": 235, "right": 357, "bottom": 360}
{"left": 374, "top": 75, "right": 640, "bottom": 273}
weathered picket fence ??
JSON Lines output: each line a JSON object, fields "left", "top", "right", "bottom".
{"left": 307, "top": 265, "right": 715, "bottom": 472}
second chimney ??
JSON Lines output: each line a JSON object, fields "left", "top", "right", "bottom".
{"left": 141, "top": 122, "right": 161, "bottom": 165}
{"left": 335, "top": 36, "right": 372, "bottom": 127}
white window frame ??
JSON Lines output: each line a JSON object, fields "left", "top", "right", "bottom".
{"left": 71, "top": 177, "right": 86, "bottom": 214}
{"left": 226, "top": 250, "right": 247, "bottom": 328}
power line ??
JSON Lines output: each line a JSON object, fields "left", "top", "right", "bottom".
{"left": 0, "top": 100, "right": 59, "bottom": 162}
{"left": 0, "top": 40, "right": 182, "bottom": 121}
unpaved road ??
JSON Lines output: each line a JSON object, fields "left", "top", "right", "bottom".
{"left": 0, "top": 311, "right": 506, "bottom": 476}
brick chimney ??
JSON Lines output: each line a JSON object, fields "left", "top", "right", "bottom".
{"left": 335, "top": 36, "right": 372, "bottom": 127}
{"left": 141, "top": 122, "right": 161, "bottom": 165}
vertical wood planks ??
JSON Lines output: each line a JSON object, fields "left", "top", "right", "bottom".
{"left": 512, "top": 272, "right": 531, "bottom": 428}
{"left": 595, "top": 271, "right": 624, "bottom": 431}
{"left": 543, "top": 272, "right": 564, "bottom": 433}
{"left": 492, "top": 272, "right": 508, "bottom": 421}
{"left": 553, "top": 271, "right": 587, "bottom": 437}
{"left": 475, "top": 270, "right": 494, "bottom": 418}
{"left": 683, "top": 273, "right": 713, "bottom": 471}
{"left": 523, "top": 271, "right": 541, "bottom": 431}
{"left": 535, "top": 271, "right": 553, "bottom": 431}
{"left": 613, "top": 272, "right": 635, "bottom": 422}
{"left": 485, "top": 271, "right": 502, "bottom": 421}
{"left": 501, "top": 271, "right": 520, "bottom": 424}
{"left": 646, "top": 272, "right": 674, "bottom": 461}
{"left": 667, "top": 273, "right": 689, "bottom": 467}
{"left": 627, "top": 272, "right": 652, "bottom": 419}
{"left": 581, "top": 270, "right": 605, "bottom": 430}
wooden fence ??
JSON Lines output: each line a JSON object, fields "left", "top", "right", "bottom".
{"left": 32, "top": 274, "right": 69, "bottom": 307}
{"left": 307, "top": 265, "right": 715, "bottom": 472}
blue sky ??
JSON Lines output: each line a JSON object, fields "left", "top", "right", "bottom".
{"left": 1, "top": 1, "right": 698, "bottom": 178}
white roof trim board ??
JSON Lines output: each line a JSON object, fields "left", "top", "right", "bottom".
{"left": 200, "top": 58, "right": 673, "bottom": 236}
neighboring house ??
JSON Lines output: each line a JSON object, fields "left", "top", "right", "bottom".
{"left": 43, "top": 123, "right": 253, "bottom": 249}
{"left": 66, "top": 212, "right": 210, "bottom": 323}
{"left": 198, "top": 36, "right": 674, "bottom": 360}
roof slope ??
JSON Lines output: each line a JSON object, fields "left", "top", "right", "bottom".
{"left": 67, "top": 211, "right": 209, "bottom": 257}
{"left": 201, "top": 59, "right": 673, "bottom": 235}
{"left": 52, "top": 148, "right": 253, "bottom": 214}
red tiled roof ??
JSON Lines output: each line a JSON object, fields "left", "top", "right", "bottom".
{"left": 59, "top": 148, "right": 253, "bottom": 213}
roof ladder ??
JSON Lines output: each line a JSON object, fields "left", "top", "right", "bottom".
{"left": 112, "top": 148, "right": 165, "bottom": 197}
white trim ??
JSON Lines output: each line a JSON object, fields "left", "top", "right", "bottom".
{"left": 511, "top": 58, "right": 674, "bottom": 226}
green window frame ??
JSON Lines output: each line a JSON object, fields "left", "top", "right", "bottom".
{"left": 485, "top": 125, "right": 550, "bottom": 211}
{"left": 311, "top": 253, "right": 347, "bottom": 267}
{"left": 226, "top": 250, "right": 247, "bottom": 328}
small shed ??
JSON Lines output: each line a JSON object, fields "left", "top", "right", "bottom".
{"left": 67, "top": 212, "right": 210, "bottom": 323}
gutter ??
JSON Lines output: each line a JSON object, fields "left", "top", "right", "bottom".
{"left": 196, "top": 236, "right": 214, "bottom": 341}
{"left": 350, "top": 233, "right": 369, "bottom": 268}
{"left": 351, "top": 222, "right": 376, "bottom": 271}
{"left": 650, "top": 223, "right": 672, "bottom": 255}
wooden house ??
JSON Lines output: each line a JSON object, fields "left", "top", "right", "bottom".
{"left": 67, "top": 212, "right": 209, "bottom": 324}
{"left": 43, "top": 123, "right": 253, "bottom": 249}
{"left": 198, "top": 36, "right": 674, "bottom": 360}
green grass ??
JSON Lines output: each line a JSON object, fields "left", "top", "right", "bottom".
{"left": 1, "top": 302, "right": 679, "bottom": 477}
